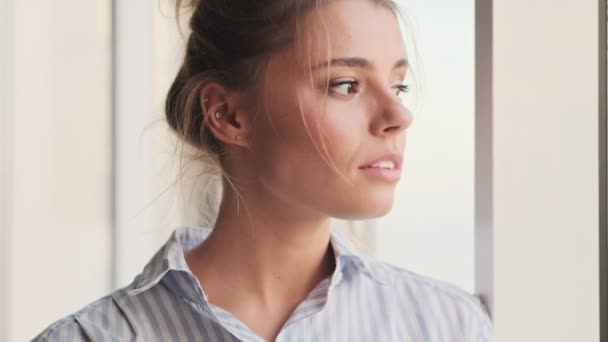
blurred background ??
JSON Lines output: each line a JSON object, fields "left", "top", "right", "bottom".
{"left": 0, "top": 0, "right": 602, "bottom": 341}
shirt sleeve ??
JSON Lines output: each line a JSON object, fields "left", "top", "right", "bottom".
{"left": 467, "top": 295, "right": 494, "bottom": 342}
{"left": 31, "top": 294, "right": 133, "bottom": 342}
{"left": 31, "top": 316, "right": 91, "bottom": 342}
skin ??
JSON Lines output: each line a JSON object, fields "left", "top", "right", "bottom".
{"left": 185, "top": 0, "right": 414, "bottom": 340}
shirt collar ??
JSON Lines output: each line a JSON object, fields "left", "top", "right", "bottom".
{"left": 127, "top": 224, "right": 387, "bottom": 297}
{"left": 330, "top": 227, "right": 388, "bottom": 285}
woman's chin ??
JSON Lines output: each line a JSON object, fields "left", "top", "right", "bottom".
{"left": 331, "top": 195, "right": 395, "bottom": 220}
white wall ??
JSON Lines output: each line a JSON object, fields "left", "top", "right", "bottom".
{"left": 489, "top": 0, "right": 600, "bottom": 340}
{"left": 0, "top": 0, "right": 15, "bottom": 341}
{"left": 374, "top": 0, "right": 476, "bottom": 293}
{"left": 113, "top": 0, "right": 196, "bottom": 288}
{"left": 2, "top": 1, "right": 113, "bottom": 340}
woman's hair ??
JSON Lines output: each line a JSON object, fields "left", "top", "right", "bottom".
{"left": 165, "top": 0, "right": 403, "bottom": 160}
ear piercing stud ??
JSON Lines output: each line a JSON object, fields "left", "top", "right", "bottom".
{"left": 204, "top": 102, "right": 241, "bottom": 142}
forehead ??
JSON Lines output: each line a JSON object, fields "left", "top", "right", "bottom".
{"left": 294, "top": 0, "right": 406, "bottom": 68}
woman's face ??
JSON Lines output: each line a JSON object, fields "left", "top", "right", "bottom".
{"left": 250, "top": 0, "right": 413, "bottom": 220}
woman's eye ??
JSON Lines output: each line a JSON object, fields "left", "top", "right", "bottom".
{"left": 394, "top": 84, "right": 410, "bottom": 96}
{"left": 328, "top": 80, "right": 359, "bottom": 96}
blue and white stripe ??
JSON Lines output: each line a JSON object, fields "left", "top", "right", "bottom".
{"left": 33, "top": 226, "right": 494, "bottom": 341}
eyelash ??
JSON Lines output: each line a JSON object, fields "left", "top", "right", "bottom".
{"left": 328, "top": 80, "right": 410, "bottom": 97}
{"left": 394, "top": 84, "right": 410, "bottom": 96}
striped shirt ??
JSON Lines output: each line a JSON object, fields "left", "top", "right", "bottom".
{"left": 33, "top": 226, "right": 494, "bottom": 341}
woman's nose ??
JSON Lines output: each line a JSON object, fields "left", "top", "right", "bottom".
{"left": 370, "top": 92, "right": 414, "bottom": 137}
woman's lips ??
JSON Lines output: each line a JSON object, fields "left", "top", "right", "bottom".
{"left": 359, "top": 165, "right": 401, "bottom": 182}
{"left": 359, "top": 152, "right": 403, "bottom": 170}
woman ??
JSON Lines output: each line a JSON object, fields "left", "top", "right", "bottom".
{"left": 34, "top": 0, "right": 493, "bottom": 341}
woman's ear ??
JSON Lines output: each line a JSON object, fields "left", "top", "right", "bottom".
{"left": 199, "top": 83, "right": 251, "bottom": 149}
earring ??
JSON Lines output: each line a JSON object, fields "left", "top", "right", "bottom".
{"left": 235, "top": 135, "right": 242, "bottom": 141}
{"left": 203, "top": 97, "right": 209, "bottom": 102}
{"left": 215, "top": 112, "right": 222, "bottom": 119}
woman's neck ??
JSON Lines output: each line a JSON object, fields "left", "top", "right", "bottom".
{"left": 185, "top": 188, "right": 336, "bottom": 310}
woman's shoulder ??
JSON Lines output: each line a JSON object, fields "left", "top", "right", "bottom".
{"left": 32, "top": 289, "right": 134, "bottom": 342}
{"left": 362, "top": 256, "right": 494, "bottom": 339}
{"left": 372, "top": 258, "right": 485, "bottom": 306}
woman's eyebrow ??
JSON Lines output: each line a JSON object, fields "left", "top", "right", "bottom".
{"left": 311, "top": 57, "right": 408, "bottom": 71}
